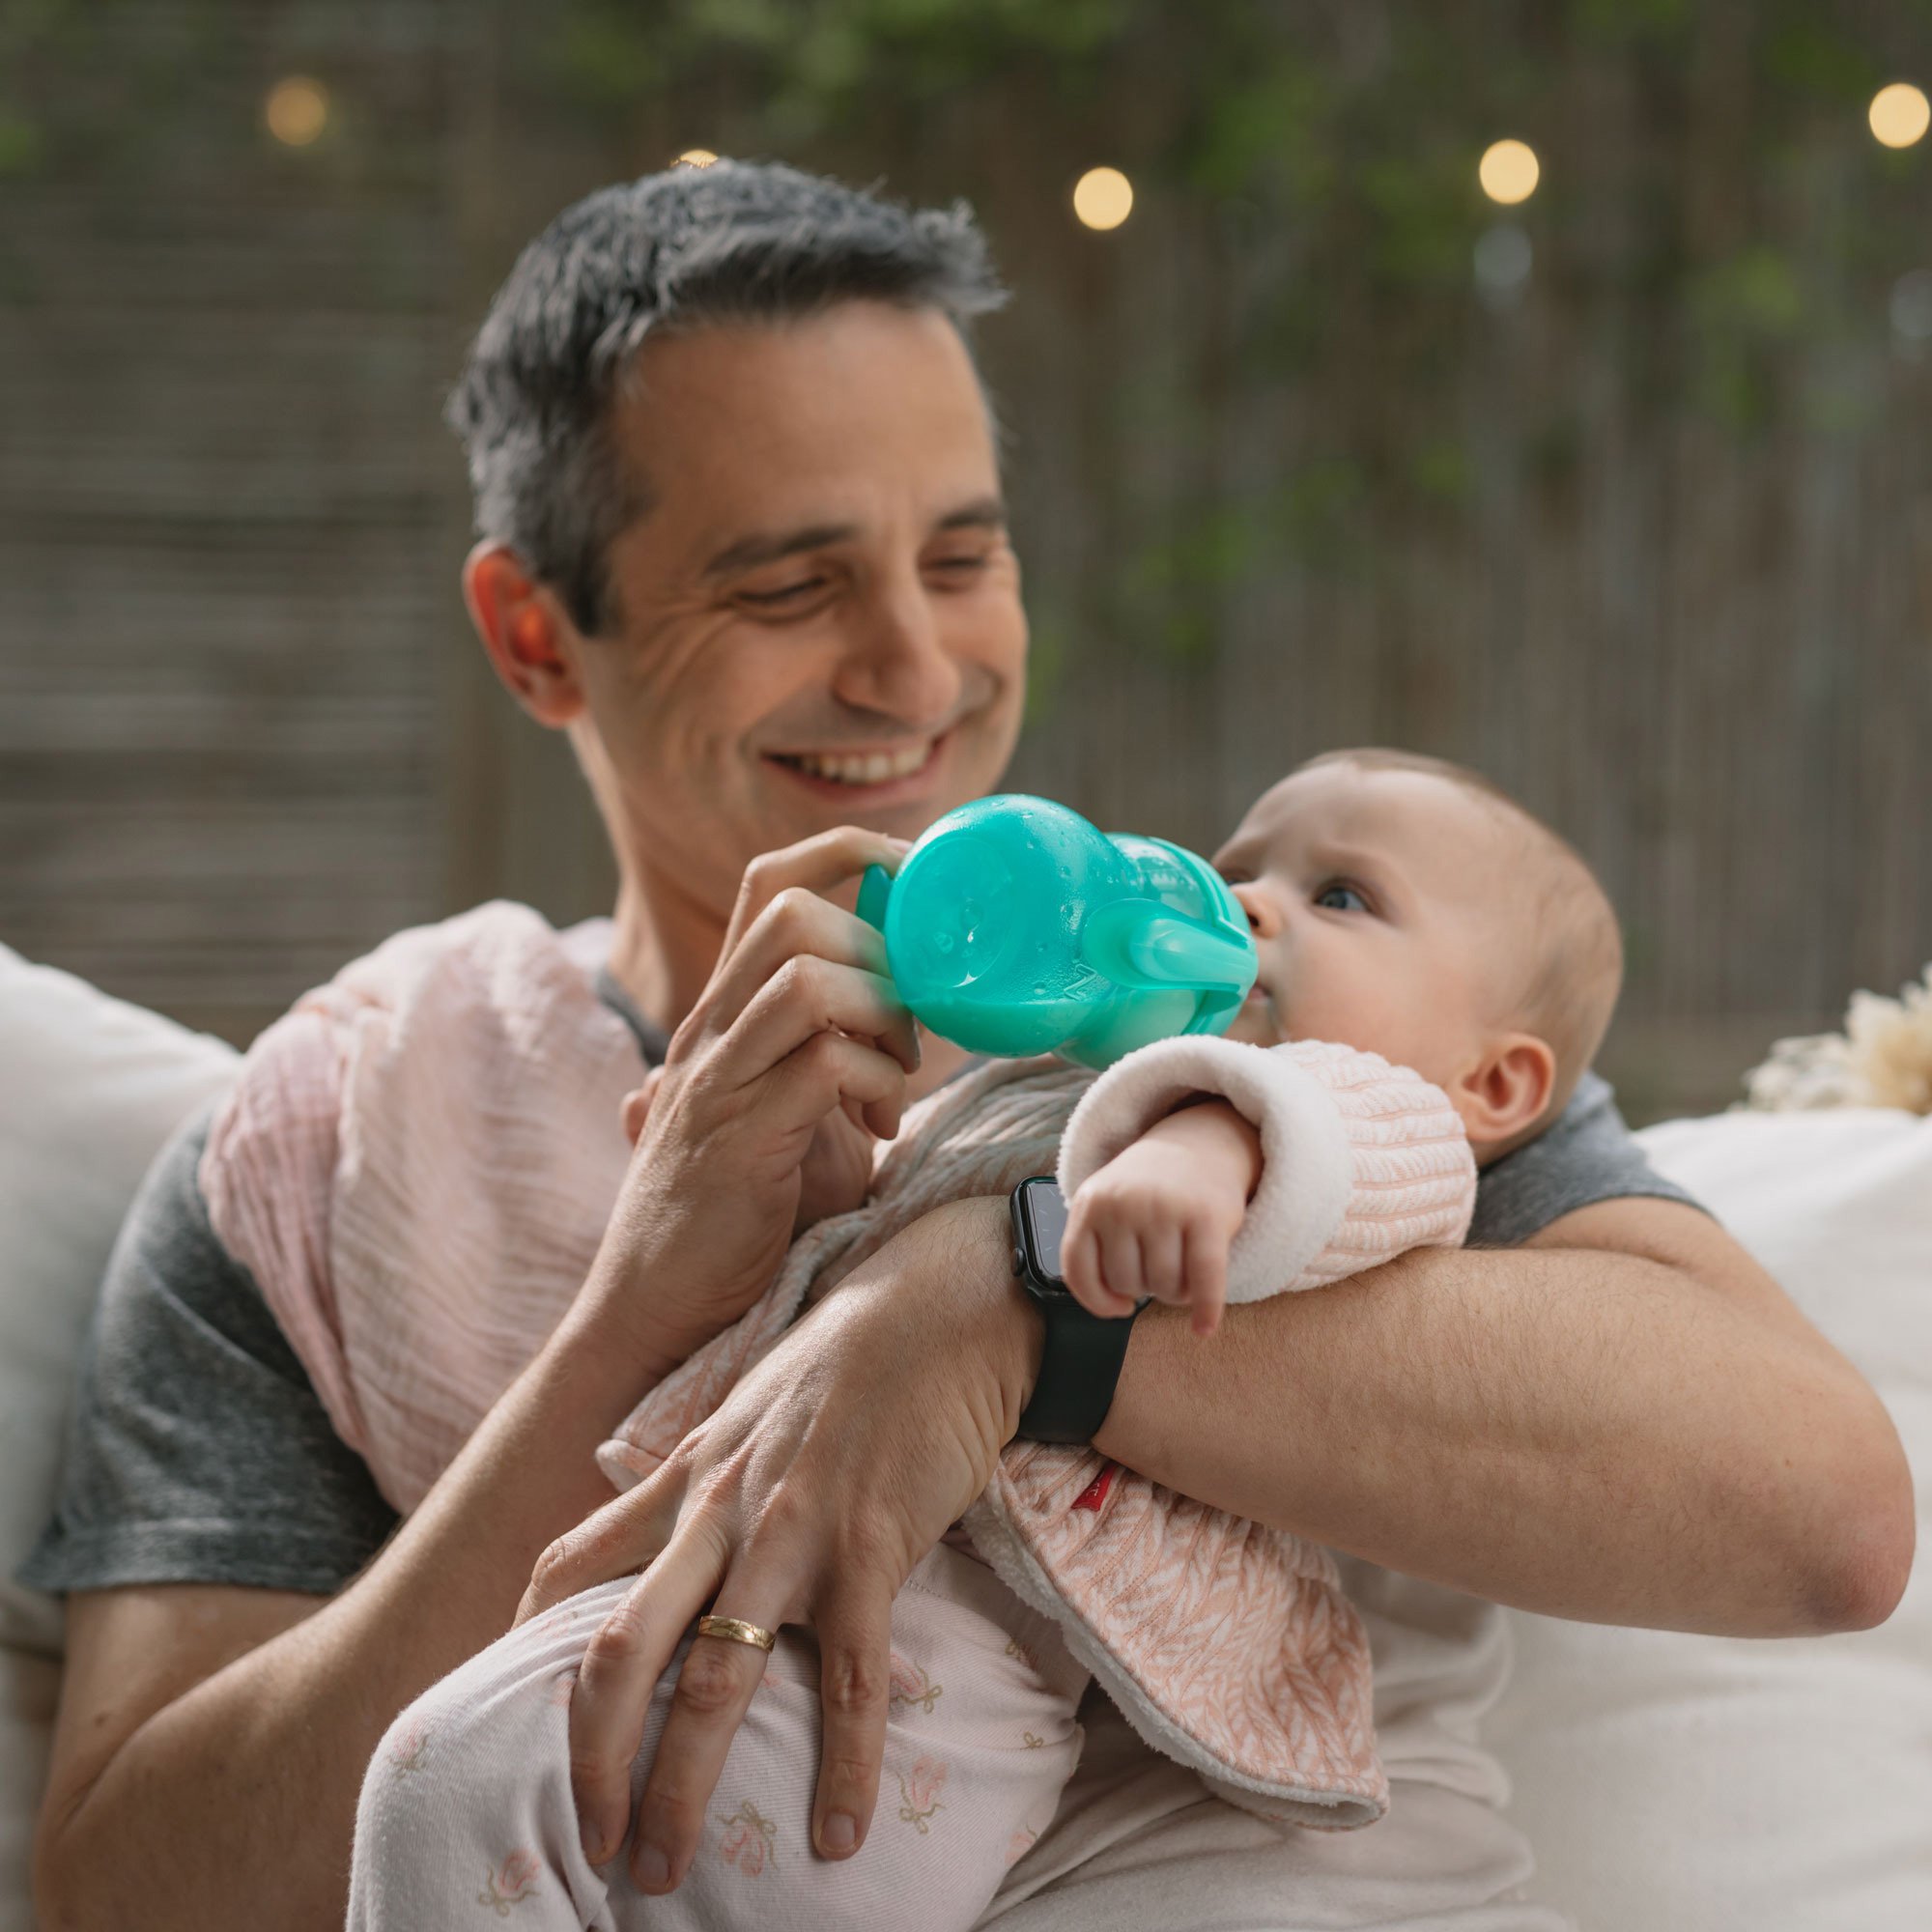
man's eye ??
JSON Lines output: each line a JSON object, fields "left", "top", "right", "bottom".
{"left": 926, "top": 554, "right": 990, "bottom": 579}
{"left": 1314, "top": 882, "right": 1370, "bottom": 914}
{"left": 738, "top": 578, "right": 825, "bottom": 608}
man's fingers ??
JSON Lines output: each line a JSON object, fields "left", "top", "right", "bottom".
{"left": 722, "top": 829, "right": 912, "bottom": 959}
{"left": 732, "top": 952, "right": 920, "bottom": 1079}
{"left": 771, "top": 1030, "right": 907, "bottom": 1143}
{"left": 631, "top": 1576, "right": 787, "bottom": 1894}
{"left": 516, "top": 1471, "right": 682, "bottom": 1623}
{"left": 809, "top": 1576, "right": 893, "bottom": 1861}
{"left": 568, "top": 1521, "right": 727, "bottom": 1870}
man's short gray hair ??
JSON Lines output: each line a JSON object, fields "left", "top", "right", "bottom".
{"left": 446, "top": 160, "right": 1008, "bottom": 635}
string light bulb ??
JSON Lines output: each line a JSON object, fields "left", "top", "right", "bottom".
{"left": 674, "top": 148, "right": 720, "bottom": 168}
{"left": 1478, "top": 139, "right": 1539, "bottom": 205}
{"left": 1072, "top": 167, "right": 1134, "bottom": 231}
{"left": 1869, "top": 83, "right": 1930, "bottom": 150}
{"left": 265, "top": 76, "right": 329, "bottom": 148}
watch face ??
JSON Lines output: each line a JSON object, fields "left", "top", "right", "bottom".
{"left": 1017, "top": 1176, "right": 1069, "bottom": 1285}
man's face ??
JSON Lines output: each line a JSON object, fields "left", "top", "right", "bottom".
{"left": 569, "top": 301, "right": 1027, "bottom": 922}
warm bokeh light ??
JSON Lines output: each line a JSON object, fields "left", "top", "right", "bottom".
{"left": 674, "top": 148, "right": 720, "bottom": 168}
{"left": 265, "top": 76, "right": 329, "bottom": 148}
{"left": 1869, "top": 82, "right": 1930, "bottom": 149}
{"left": 1072, "top": 166, "right": 1134, "bottom": 231}
{"left": 1478, "top": 138, "right": 1540, "bottom": 205}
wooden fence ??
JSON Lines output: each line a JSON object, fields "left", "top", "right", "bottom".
{"left": 4, "top": 2, "right": 1928, "bottom": 1122}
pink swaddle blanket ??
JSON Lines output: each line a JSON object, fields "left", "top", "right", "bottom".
{"left": 201, "top": 902, "right": 1475, "bottom": 1831}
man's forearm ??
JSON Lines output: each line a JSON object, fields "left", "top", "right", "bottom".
{"left": 1090, "top": 1231, "right": 1907, "bottom": 1637}
{"left": 38, "top": 1292, "right": 682, "bottom": 1932}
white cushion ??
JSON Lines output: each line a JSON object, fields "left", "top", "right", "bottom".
{"left": 1486, "top": 1107, "right": 1932, "bottom": 1932}
{"left": 0, "top": 944, "right": 238, "bottom": 1926}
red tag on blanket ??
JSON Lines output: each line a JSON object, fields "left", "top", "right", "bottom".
{"left": 1071, "top": 1463, "right": 1119, "bottom": 1512}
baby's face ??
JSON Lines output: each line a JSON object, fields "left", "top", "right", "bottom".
{"left": 1212, "top": 762, "right": 1518, "bottom": 1092}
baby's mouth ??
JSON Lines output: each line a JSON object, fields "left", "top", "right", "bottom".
{"left": 1233, "top": 980, "right": 1284, "bottom": 1044}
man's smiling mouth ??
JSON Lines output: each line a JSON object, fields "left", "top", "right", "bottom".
{"left": 766, "top": 732, "right": 946, "bottom": 789}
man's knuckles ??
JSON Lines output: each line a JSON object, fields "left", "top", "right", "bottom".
{"left": 817, "top": 1646, "right": 887, "bottom": 1717}
{"left": 672, "top": 1639, "right": 753, "bottom": 1716}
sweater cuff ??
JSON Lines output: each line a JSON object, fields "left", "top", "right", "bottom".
{"left": 1057, "top": 1036, "right": 1476, "bottom": 1302}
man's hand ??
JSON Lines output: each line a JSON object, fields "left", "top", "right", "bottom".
{"left": 1062, "top": 1099, "right": 1261, "bottom": 1335}
{"left": 593, "top": 827, "right": 920, "bottom": 1357}
{"left": 513, "top": 1196, "right": 1037, "bottom": 1899}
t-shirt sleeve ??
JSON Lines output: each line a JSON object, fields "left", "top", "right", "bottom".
{"left": 14, "top": 1106, "right": 400, "bottom": 1599}
{"left": 1467, "top": 1070, "right": 1708, "bottom": 1248}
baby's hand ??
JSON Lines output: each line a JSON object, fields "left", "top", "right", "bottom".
{"left": 1061, "top": 1100, "right": 1260, "bottom": 1337}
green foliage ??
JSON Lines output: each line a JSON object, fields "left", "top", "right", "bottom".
{"left": 14, "top": 0, "right": 1927, "bottom": 678}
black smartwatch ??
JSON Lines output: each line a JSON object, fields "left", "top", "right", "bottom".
{"left": 1009, "top": 1176, "right": 1145, "bottom": 1444}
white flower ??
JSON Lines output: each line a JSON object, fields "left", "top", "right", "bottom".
{"left": 1845, "top": 967, "right": 1932, "bottom": 1114}
{"left": 1742, "top": 964, "right": 1932, "bottom": 1115}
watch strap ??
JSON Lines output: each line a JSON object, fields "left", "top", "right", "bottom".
{"left": 1016, "top": 1285, "right": 1142, "bottom": 1444}
{"left": 1009, "top": 1180, "right": 1143, "bottom": 1444}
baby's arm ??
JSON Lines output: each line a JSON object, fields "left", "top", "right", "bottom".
{"left": 1058, "top": 1037, "right": 1477, "bottom": 1339}
{"left": 1062, "top": 1100, "right": 1261, "bottom": 1336}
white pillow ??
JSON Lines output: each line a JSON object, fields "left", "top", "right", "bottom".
{"left": 0, "top": 944, "right": 238, "bottom": 1927}
{"left": 1486, "top": 1108, "right": 1932, "bottom": 1932}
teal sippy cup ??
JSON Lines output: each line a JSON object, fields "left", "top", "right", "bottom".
{"left": 856, "top": 793, "right": 1258, "bottom": 1069}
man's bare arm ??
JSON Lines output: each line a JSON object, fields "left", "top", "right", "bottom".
{"left": 1094, "top": 1196, "right": 1915, "bottom": 1635}
{"left": 32, "top": 1293, "right": 683, "bottom": 1932}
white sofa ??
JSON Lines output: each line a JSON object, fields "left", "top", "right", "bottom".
{"left": 3, "top": 943, "right": 1927, "bottom": 1931}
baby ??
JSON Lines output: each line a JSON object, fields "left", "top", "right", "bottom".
{"left": 1060, "top": 746, "right": 1623, "bottom": 1336}
{"left": 345, "top": 748, "right": 1624, "bottom": 1932}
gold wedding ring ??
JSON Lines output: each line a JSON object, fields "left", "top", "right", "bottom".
{"left": 696, "top": 1612, "right": 778, "bottom": 1653}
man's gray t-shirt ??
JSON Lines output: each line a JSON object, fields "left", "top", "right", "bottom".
{"left": 18, "top": 984, "right": 1698, "bottom": 1601}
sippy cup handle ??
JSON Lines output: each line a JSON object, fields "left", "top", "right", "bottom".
{"left": 857, "top": 864, "right": 893, "bottom": 933}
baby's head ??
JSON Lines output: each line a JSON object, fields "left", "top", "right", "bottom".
{"left": 1215, "top": 749, "right": 1622, "bottom": 1163}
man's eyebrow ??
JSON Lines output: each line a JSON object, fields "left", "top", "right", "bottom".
{"left": 934, "top": 495, "right": 1008, "bottom": 535}
{"left": 702, "top": 523, "right": 859, "bottom": 582}
{"left": 701, "top": 497, "right": 1008, "bottom": 582}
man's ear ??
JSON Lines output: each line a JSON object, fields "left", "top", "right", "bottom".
{"left": 1449, "top": 1034, "right": 1558, "bottom": 1150}
{"left": 463, "top": 542, "right": 589, "bottom": 728}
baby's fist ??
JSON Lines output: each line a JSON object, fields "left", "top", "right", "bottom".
{"left": 1061, "top": 1135, "right": 1246, "bottom": 1337}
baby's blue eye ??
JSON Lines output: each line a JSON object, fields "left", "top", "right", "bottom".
{"left": 1315, "top": 882, "right": 1369, "bottom": 914}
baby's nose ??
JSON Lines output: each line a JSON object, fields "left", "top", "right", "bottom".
{"left": 1230, "top": 882, "right": 1281, "bottom": 940}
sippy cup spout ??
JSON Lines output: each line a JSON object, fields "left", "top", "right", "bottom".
{"left": 1081, "top": 901, "right": 1258, "bottom": 998}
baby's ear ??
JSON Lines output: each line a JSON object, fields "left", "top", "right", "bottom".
{"left": 1449, "top": 1034, "right": 1557, "bottom": 1151}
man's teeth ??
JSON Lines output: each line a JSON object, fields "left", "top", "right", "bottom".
{"left": 782, "top": 743, "right": 933, "bottom": 784}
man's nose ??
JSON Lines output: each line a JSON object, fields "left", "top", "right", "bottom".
{"left": 1231, "top": 882, "right": 1282, "bottom": 940}
{"left": 833, "top": 572, "right": 964, "bottom": 725}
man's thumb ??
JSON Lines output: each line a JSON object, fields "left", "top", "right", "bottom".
{"left": 620, "top": 1067, "right": 666, "bottom": 1147}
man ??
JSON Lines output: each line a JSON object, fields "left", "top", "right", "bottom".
{"left": 25, "top": 162, "right": 1912, "bottom": 1931}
